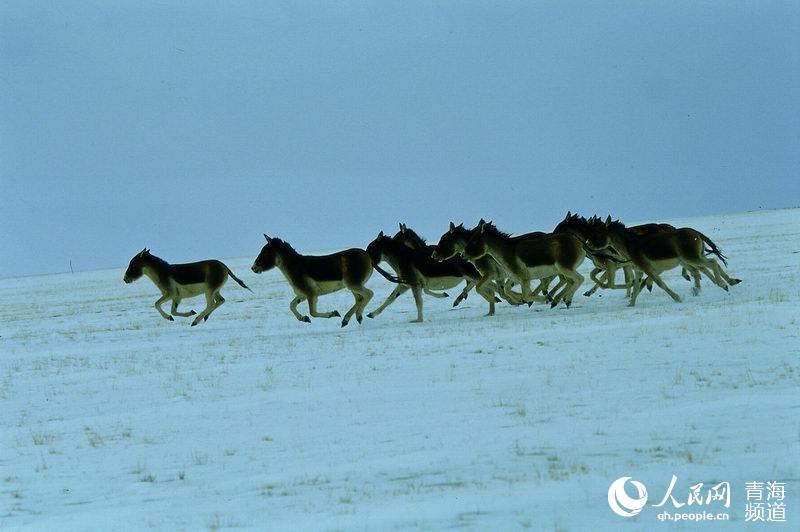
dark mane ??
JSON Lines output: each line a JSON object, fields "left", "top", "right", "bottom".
{"left": 144, "top": 252, "right": 170, "bottom": 269}
{"left": 481, "top": 222, "right": 513, "bottom": 239}
{"left": 270, "top": 237, "right": 299, "bottom": 257}
{"left": 397, "top": 227, "right": 427, "bottom": 248}
{"left": 608, "top": 220, "right": 627, "bottom": 232}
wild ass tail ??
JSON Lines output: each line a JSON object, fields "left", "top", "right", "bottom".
{"left": 226, "top": 266, "right": 253, "bottom": 292}
{"left": 373, "top": 264, "right": 411, "bottom": 285}
{"left": 696, "top": 231, "right": 728, "bottom": 266}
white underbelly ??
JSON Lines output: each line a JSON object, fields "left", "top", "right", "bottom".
{"left": 424, "top": 277, "right": 463, "bottom": 290}
{"left": 313, "top": 280, "right": 345, "bottom": 295}
{"left": 647, "top": 258, "right": 681, "bottom": 275}
{"left": 175, "top": 282, "right": 208, "bottom": 298}
{"left": 524, "top": 265, "right": 558, "bottom": 280}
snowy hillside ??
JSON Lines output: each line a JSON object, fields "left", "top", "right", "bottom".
{"left": 1, "top": 209, "right": 798, "bottom": 530}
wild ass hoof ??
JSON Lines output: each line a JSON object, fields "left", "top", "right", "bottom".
{"left": 366, "top": 312, "right": 375, "bottom": 319}
{"left": 166, "top": 316, "right": 174, "bottom": 321}
{"left": 204, "top": 316, "right": 209, "bottom": 322}
{"left": 332, "top": 310, "right": 341, "bottom": 317}
{"left": 340, "top": 320, "right": 348, "bottom": 328}
{"left": 410, "top": 318, "right": 423, "bottom": 323}
{"left": 189, "top": 310, "right": 197, "bottom": 316}
{"left": 692, "top": 287, "right": 701, "bottom": 296}
{"left": 494, "top": 296, "right": 501, "bottom": 303}
{"left": 731, "top": 278, "right": 742, "bottom": 285}
{"left": 301, "top": 316, "right": 311, "bottom": 323}
{"left": 356, "top": 315, "right": 363, "bottom": 324}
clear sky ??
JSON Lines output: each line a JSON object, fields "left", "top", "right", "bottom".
{"left": 1, "top": 1, "right": 798, "bottom": 278}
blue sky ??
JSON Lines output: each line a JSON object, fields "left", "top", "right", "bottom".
{"left": 1, "top": 1, "right": 798, "bottom": 277}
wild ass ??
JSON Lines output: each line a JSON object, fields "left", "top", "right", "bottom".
{"left": 251, "top": 235, "right": 374, "bottom": 327}
{"left": 365, "top": 230, "right": 492, "bottom": 321}
{"left": 585, "top": 219, "right": 741, "bottom": 306}
{"left": 123, "top": 248, "right": 251, "bottom": 326}
{"left": 394, "top": 223, "right": 520, "bottom": 309}
{"left": 392, "top": 224, "right": 459, "bottom": 301}
{"left": 430, "top": 222, "right": 531, "bottom": 308}
{"left": 554, "top": 213, "right": 634, "bottom": 297}
{"left": 464, "top": 221, "right": 586, "bottom": 308}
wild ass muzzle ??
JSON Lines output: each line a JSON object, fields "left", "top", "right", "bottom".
{"left": 251, "top": 235, "right": 374, "bottom": 327}
{"left": 464, "top": 221, "right": 586, "bottom": 308}
{"left": 123, "top": 248, "right": 251, "bottom": 326}
{"left": 585, "top": 219, "right": 741, "bottom": 306}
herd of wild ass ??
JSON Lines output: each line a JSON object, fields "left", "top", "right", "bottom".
{"left": 124, "top": 212, "right": 741, "bottom": 327}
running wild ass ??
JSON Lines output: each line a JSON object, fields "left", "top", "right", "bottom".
{"left": 251, "top": 235, "right": 374, "bottom": 327}
{"left": 585, "top": 218, "right": 741, "bottom": 306}
{"left": 123, "top": 248, "right": 251, "bottom": 326}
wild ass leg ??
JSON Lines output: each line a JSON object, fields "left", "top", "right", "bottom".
{"left": 583, "top": 267, "right": 604, "bottom": 297}
{"left": 623, "top": 265, "right": 633, "bottom": 297}
{"left": 367, "top": 284, "right": 410, "bottom": 319}
{"left": 476, "top": 283, "right": 497, "bottom": 316}
{"left": 154, "top": 294, "right": 173, "bottom": 321}
{"left": 410, "top": 285, "right": 424, "bottom": 323}
{"left": 355, "top": 286, "right": 373, "bottom": 324}
{"left": 170, "top": 298, "right": 196, "bottom": 318}
{"left": 704, "top": 259, "right": 741, "bottom": 288}
{"left": 453, "top": 280, "right": 476, "bottom": 307}
{"left": 644, "top": 270, "right": 682, "bottom": 303}
{"left": 628, "top": 270, "right": 646, "bottom": 306}
{"left": 342, "top": 286, "right": 374, "bottom": 327}
{"left": 192, "top": 291, "right": 220, "bottom": 326}
{"left": 546, "top": 276, "right": 568, "bottom": 307}
{"left": 202, "top": 294, "right": 224, "bottom": 322}
{"left": 688, "top": 259, "right": 739, "bottom": 292}
{"left": 495, "top": 278, "right": 523, "bottom": 305}
{"left": 531, "top": 276, "right": 555, "bottom": 300}
{"left": 552, "top": 270, "right": 584, "bottom": 308}
{"left": 307, "top": 294, "right": 341, "bottom": 319}
{"left": 690, "top": 268, "right": 702, "bottom": 296}
{"left": 290, "top": 295, "right": 310, "bottom": 323}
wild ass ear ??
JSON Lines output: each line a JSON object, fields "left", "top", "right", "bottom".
{"left": 264, "top": 233, "right": 273, "bottom": 242}
{"left": 138, "top": 248, "right": 147, "bottom": 257}
{"left": 399, "top": 223, "right": 406, "bottom": 233}
{"left": 449, "top": 221, "right": 456, "bottom": 233}
{"left": 565, "top": 211, "right": 571, "bottom": 221}
{"left": 378, "top": 230, "right": 384, "bottom": 238}
{"left": 605, "top": 215, "right": 612, "bottom": 226}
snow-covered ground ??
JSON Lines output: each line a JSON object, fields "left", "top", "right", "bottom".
{"left": 1, "top": 209, "right": 798, "bottom": 531}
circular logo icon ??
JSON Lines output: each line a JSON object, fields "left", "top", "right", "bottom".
{"left": 608, "top": 476, "right": 648, "bottom": 517}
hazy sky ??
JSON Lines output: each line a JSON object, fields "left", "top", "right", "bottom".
{"left": 2, "top": 1, "right": 798, "bottom": 278}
